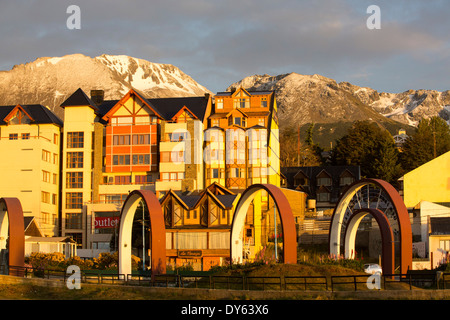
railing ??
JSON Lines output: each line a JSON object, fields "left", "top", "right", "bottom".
{"left": 2, "top": 265, "right": 450, "bottom": 292}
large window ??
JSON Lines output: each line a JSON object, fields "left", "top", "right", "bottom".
{"left": 133, "top": 134, "right": 150, "bottom": 145}
{"left": 113, "top": 135, "right": 130, "bottom": 145}
{"left": 66, "top": 172, "right": 83, "bottom": 189}
{"left": 67, "top": 152, "right": 83, "bottom": 168}
{"left": 67, "top": 132, "right": 84, "bottom": 148}
{"left": 65, "top": 218, "right": 82, "bottom": 231}
{"left": 132, "top": 154, "right": 150, "bottom": 165}
{"left": 113, "top": 155, "right": 130, "bottom": 165}
{"left": 66, "top": 192, "right": 83, "bottom": 209}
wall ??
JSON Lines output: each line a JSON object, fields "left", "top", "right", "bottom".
{"left": 403, "top": 151, "right": 450, "bottom": 208}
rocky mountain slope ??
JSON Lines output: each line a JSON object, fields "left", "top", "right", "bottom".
{"left": 228, "top": 73, "right": 450, "bottom": 128}
{"left": 228, "top": 73, "right": 450, "bottom": 148}
{"left": 0, "top": 53, "right": 211, "bottom": 119}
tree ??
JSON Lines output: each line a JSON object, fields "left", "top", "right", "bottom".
{"left": 279, "top": 126, "right": 322, "bottom": 167}
{"left": 400, "top": 116, "right": 450, "bottom": 172}
{"left": 330, "top": 121, "right": 401, "bottom": 184}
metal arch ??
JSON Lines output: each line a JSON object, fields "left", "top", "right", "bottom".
{"left": 118, "top": 190, "right": 166, "bottom": 279}
{"left": 343, "top": 208, "right": 395, "bottom": 275}
{"left": 0, "top": 198, "right": 25, "bottom": 276}
{"left": 230, "top": 184, "right": 297, "bottom": 264}
{"left": 329, "top": 178, "right": 412, "bottom": 274}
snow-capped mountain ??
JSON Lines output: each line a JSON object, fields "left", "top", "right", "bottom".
{"left": 0, "top": 53, "right": 211, "bottom": 118}
{"left": 228, "top": 73, "right": 450, "bottom": 128}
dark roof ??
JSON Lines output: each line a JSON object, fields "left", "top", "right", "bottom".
{"left": 0, "top": 104, "right": 63, "bottom": 126}
{"left": 215, "top": 194, "right": 238, "bottom": 209}
{"left": 149, "top": 96, "right": 209, "bottom": 121}
{"left": 60, "top": 88, "right": 99, "bottom": 111}
{"left": 96, "top": 96, "right": 209, "bottom": 122}
{"left": 281, "top": 166, "right": 361, "bottom": 202}
{"left": 430, "top": 217, "right": 450, "bottom": 235}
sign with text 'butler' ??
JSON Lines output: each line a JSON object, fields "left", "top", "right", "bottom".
{"left": 94, "top": 217, "right": 120, "bottom": 229}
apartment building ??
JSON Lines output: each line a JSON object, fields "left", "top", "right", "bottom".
{"left": 0, "top": 104, "right": 62, "bottom": 236}
{"left": 205, "top": 87, "right": 280, "bottom": 189}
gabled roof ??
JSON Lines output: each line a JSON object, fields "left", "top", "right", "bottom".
{"left": 0, "top": 104, "right": 63, "bottom": 126}
{"left": 60, "top": 88, "right": 99, "bottom": 112}
{"left": 101, "top": 89, "right": 164, "bottom": 121}
{"left": 159, "top": 183, "right": 238, "bottom": 210}
{"left": 149, "top": 96, "right": 210, "bottom": 122}
{"left": 4, "top": 104, "right": 34, "bottom": 123}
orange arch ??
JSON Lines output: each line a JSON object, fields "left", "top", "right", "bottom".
{"left": 230, "top": 184, "right": 297, "bottom": 264}
{"left": 118, "top": 190, "right": 166, "bottom": 279}
{"left": 0, "top": 198, "right": 25, "bottom": 275}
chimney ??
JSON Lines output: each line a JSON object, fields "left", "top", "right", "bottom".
{"left": 91, "top": 90, "right": 104, "bottom": 106}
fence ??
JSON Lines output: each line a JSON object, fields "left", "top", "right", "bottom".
{"left": 2, "top": 265, "right": 450, "bottom": 292}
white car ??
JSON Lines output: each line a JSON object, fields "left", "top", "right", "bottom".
{"left": 364, "top": 263, "right": 382, "bottom": 275}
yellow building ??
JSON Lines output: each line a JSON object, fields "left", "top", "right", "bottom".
{"left": 60, "top": 89, "right": 101, "bottom": 248}
{"left": 401, "top": 150, "right": 450, "bottom": 208}
{"left": 0, "top": 104, "right": 62, "bottom": 236}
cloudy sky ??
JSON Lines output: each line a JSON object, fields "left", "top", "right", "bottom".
{"left": 1, "top": 0, "right": 449, "bottom": 93}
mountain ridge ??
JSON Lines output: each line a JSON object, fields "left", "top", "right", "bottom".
{"left": 0, "top": 53, "right": 211, "bottom": 119}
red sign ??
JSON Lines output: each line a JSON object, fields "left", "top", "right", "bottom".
{"left": 94, "top": 217, "right": 120, "bottom": 229}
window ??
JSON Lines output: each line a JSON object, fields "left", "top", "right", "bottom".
{"left": 66, "top": 172, "right": 83, "bottom": 188}
{"left": 216, "top": 99, "right": 223, "bottom": 110}
{"left": 132, "top": 154, "right": 150, "bottom": 165}
{"left": 65, "top": 213, "right": 82, "bottom": 229}
{"left": 212, "top": 168, "right": 219, "bottom": 179}
{"left": 53, "top": 173, "right": 58, "bottom": 184}
{"left": 21, "top": 133, "right": 30, "bottom": 140}
{"left": 42, "top": 150, "right": 51, "bottom": 162}
{"left": 135, "top": 175, "right": 152, "bottom": 184}
{"left": 261, "top": 98, "right": 268, "bottom": 108}
{"left": 52, "top": 194, "right": 57, "bottom": 205}
{"left": 169, "top": 132, "right": 186, "bottom": 142}
{"left": 231, "top": 168, "right": 240, "bottom": 178}
{"left": 67, "top": 152, "right": 83, "bottom": 168}
{"left": 66, "top": 192, "right": 83, "bottom": 209}
{"left": 115, "top": 176, "right": 131, "bottom": 185}
{"left": 41, "top": 191, "right": 50, "bottom": 204}
{"left": 42, "top": 170, "right": 51, "bottom": 183}
{"left": 113, "top": 155, "right": 130, "bottom": 165}
{"left": 67, "top": 132, "right": 84, "bottom": 148}
{"left": 235, "top": 98, "right": 249, "bottom": 108}
{"left": 9, "top": 133, "right": 18, "bottom": 140}
{"left": 234, "top": 117, "right": 241, "bottom": 126}
{"left": 132, "top": 134, "right": 150, "bottom": 145}
{"left": 113, "top": 135, "right": 130, "bottom": 145}
{"left": 54, "top": 133, "right": 58, "bottom": 144}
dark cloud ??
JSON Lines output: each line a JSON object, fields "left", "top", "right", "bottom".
{"left": 0, "top": 0, "right": 449, "bottom": 93}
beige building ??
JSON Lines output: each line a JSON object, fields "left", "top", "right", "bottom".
{"left": 0, "top": 104, "right": 62, "bottom": 237}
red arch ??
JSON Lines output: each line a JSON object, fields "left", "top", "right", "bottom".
{"left": 344, "top": 208, "right": 395, "bottom": 275}
{"left": 0, "top": 198, "right": 25, "bottom": 276}
{"left": 118, "top": 190, "right": 166, "bottom": 279}
{"left": 329, "top": 178, "right": 412, "bottom": 274}
{"left": 230, "top": 184, "right": 297, "bottom": 264}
